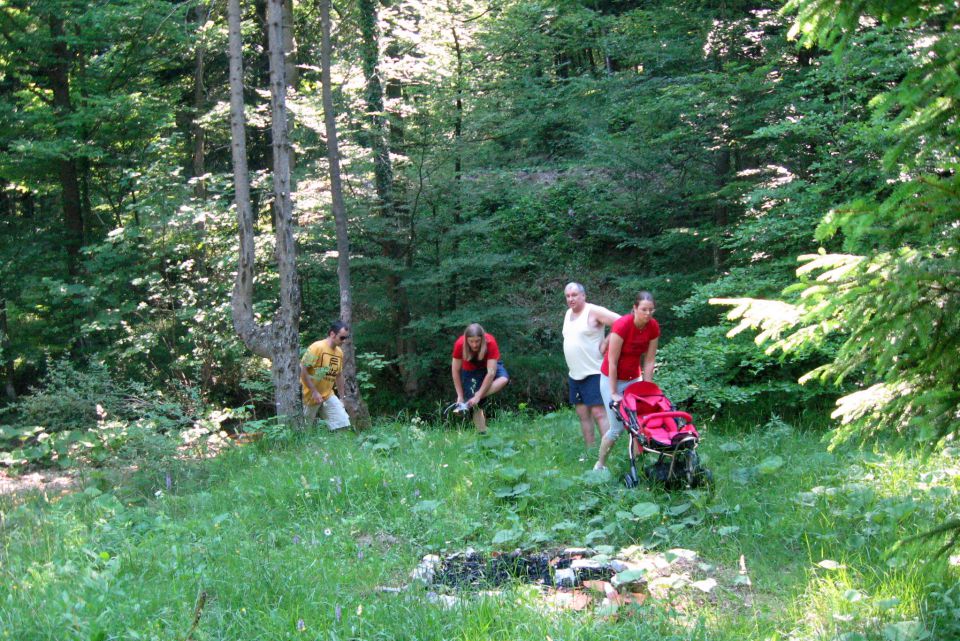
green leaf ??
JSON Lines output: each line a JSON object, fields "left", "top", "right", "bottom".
{"left": 611, "top": 569, "right": 646, "bottom": 587}
{"left": 843, "top": 589, "right": 864, "bottom": 602}
{"left": 631, "top": 502, "right": 660, "bottom": 520}
{"left": 412, "top": 500, "right": 441, "bottom": 513}
{"left": 492, "top": 528, "right": 522, "bottom": 545}
{"left": 757, "top": 455, "right": 785, "bottom": 474}
{"left": 584, "top": 529, "right": 607, "bottom": 545}
{"left": 882, "top": 621, "right": 928, "bottom": 641}
{"left": 496, "top": 466, "right": 527, "bottom": 482}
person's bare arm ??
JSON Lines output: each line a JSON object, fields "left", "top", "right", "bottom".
{"left": 590, "top": 305, "right": 620, "bottom": 327}
{"left": 469, "top": 359, "right": 498, "bottom": 406}
{"left": 591, "top": 306, "right": 619, "bottom": 355}
{"left": 451, "top": 358, "right": 465, "bottom": 402}
{"left": 301, "top": 364, "right": 323, "bottom": 405}
{"left": 606, "top": 333, "right": 625, "bottom": 401}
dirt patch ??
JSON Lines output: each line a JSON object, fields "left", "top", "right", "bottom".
{"left": 0, "top": 468, "right": 78, "bottom": 500}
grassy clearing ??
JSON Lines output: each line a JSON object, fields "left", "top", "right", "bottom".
{"left": 1, "top": 409, "right": 958, "bottom": 640}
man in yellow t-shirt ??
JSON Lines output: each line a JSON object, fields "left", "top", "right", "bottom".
{"left": 300, "top": 321, "right": 351, "bottom": 430}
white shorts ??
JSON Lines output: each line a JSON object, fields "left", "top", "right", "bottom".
{"left": 304, "top": 394, "right": 351, "bottom": 431}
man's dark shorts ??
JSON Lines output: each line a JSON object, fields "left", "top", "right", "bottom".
{"left": 461, "top": 362, "right": 509, "bottom": 401}
{"left": 569, "top": 374, "right": 603, "bottom": 406}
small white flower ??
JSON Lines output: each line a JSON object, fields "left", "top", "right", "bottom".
{"left": 324, "top": 528, "right": 333, "bottom": 536}
{"left": 405, "top": 473, "right": 415, "bottom": 479}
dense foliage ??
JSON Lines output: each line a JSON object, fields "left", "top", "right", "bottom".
{"left": 1, "top": 0, "right": 956, "bottom": 454}
{"left": 719, "top": 0, "right": 960, "bottom": 444}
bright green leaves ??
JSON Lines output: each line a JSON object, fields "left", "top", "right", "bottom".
{"left": 630, "top": 502, "right": 660, "bottom": 520}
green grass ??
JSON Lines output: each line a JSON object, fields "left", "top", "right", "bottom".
{"left": 1, "top": 409, "right": 959, "bottom": 640}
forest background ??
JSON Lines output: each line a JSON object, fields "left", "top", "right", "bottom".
{"left": 1, "top": 0, "right": 958, "bottom": 465}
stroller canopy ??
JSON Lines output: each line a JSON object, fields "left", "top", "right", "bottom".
{"left": 621, "top": 381, "right": 672, "bottom": 415}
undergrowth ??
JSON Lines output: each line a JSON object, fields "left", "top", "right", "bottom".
{"left": 1, "top": 410, "right": 958, "bottom": 640}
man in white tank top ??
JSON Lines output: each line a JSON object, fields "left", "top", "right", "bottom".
{"left": 562, "top": 282, "right": 619, "bottom": 447}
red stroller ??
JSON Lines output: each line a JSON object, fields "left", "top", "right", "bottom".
{"left": 614, "top": 382, "right": 711, "bottom": 489}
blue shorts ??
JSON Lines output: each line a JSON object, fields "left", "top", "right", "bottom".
{"left": 461, "top": 362, "right": 509, "bottom": 400}
{"left": 568, "top": 374, "right": 603, "bottom": 406}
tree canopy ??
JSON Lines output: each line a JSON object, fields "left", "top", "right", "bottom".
{"left": 1, "top": 0, "right": 957, "bottom": 456}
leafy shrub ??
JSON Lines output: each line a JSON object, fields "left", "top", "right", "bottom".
{"left": 1, "top": 358, "right": 238, "bottom": 469}
{"left": 657, "top": 325, "right": 832, "bottom": 413}
{"left": 12, "top": 358, "right": 125, "bottom": 433}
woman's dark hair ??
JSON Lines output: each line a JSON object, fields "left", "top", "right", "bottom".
{"left": 463, "top": 323, "right": 488, "bottom": 362}
{"left": 634, "top": 291, "right": 655, "bottom": 306}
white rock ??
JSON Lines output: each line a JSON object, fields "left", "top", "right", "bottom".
{"left": 410, "top": 554, "right": 442, "bottom": 583}
{"left": 554, "top": 568, "right": 577, "bottom": 587}
{"left": 571, "top": 558, "right": 609, "bottom": 571}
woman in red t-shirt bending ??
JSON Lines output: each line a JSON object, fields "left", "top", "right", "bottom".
{"left": 451, "top": 323, "right": 510, "bottom": 433}
{"left": 594, "top": 291, "right": 660, "bottom": 471}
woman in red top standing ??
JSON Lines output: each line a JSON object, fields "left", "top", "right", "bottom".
{"left": 594, "top": 292, "right": 660, "bottom": 471}
{"left": 451, "top": 323, "right": 510, "bottom": 433}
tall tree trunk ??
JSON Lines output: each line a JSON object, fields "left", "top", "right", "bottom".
{"left": 713, "top": 147, "right": 730, "bottom": 271}
{"left": 448, "top": 9, "right": 464, "bottom": 312}
{"left": 191, "top": 1, "right": 211, "bottom": 200}
{"left": 282, "top": 0, "right": 298, "bottom": 89}
{"left": 320, "top": 0, "right": 370, "bottom": 428}
{"left": 0, "top": 187, "right": 15, "bottom": 402}
{"left": 48, "top": 15, "right": 84, "bottom": 276}
{"left": 227, "top": 0, "right": 302, "bottom": 420}
{"left": 282, "top": 0, "right": 298, "bottom": 173}
{"left": 0, "top": 298, "right": 15, "bottom": 402}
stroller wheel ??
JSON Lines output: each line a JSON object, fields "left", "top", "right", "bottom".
{"left": 644, "top": 461, "right": 671, "bottom": 486}
{"left": 691, "top": 467, "right": 714, "bottom": 489}
{"left": 623, "top": 464, "right": 639, "bottom": 489}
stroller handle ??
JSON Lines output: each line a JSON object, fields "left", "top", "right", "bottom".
{"left": 639, "top": 411, "right": 693, "bottom": 426}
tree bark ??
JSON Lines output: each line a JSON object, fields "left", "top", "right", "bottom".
{"left": 48, "top": 15, "right": 84, "bottom": 276}
{"left": 713, "top": 147, "right": 731, "bottom": 271}
{"left": 448, "top": 8, "right": 464, "bottom": 312}
{"left": 227, "top": 0, "right": 302, "bottom": 421}
{"left": 191, "top": 1, "right": 211, "bottom": 200}
{"left": 0, "top": 298, "right": 15, "bottom": 403}
{"left": 282, "top": 0, "right": 298, "bottom": 89}
{"left": 320, "top": 0, "right": 370, "bottom": 428}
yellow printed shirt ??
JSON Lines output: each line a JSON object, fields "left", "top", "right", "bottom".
{"left": 301, "top": 340, "right": 344, "bottom": 405}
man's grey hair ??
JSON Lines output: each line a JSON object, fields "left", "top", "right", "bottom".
{"left": 564, "top": 282, "right": 586, "bottom": 295}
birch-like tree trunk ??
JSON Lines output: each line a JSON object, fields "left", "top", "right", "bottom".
{"left": 227, "top": 0, "right": 302, "bottom": 420}
{"left": 320, "top": 0, "right": 370, "bottom": 428}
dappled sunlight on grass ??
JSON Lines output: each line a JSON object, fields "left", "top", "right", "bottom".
{"left": 2, "top": 412, "right": 959, "bottom": 640}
